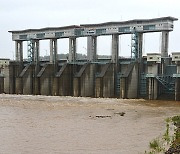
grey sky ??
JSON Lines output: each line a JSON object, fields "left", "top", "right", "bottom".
{"left": 1, "top": 0, "right": 180, "bottom": 59}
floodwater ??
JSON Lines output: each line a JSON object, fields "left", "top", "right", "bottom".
{"left": 0, "top": 94, "right": 179, "bottom": 154}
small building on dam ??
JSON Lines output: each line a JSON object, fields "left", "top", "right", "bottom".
{"left": 1, "top": 16, "right": 180, "bottom": 100}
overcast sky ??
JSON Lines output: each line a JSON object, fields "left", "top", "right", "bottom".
{"left": 1, "top": 0, "right": 180, "bottom": 59}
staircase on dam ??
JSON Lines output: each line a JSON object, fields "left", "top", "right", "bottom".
{"left": 156, "top": 76, "right": 175, "bottom": 93}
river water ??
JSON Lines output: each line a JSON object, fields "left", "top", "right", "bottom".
{"left": 0, "top": 94, "right": 179, "bottom": 154}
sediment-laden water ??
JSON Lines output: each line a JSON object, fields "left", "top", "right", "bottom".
{"left": 0, "top": 94, "right": 179, "bottom": 154}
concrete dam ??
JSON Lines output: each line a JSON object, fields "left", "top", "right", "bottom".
{"left": 0, "top": 16, "right": 180, "bottom": 100}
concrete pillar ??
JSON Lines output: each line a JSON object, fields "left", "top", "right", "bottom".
{"left": 161, "top": 31, "right": 169, "bottom": 57}
{"left": 95, "top": 63, "right": 114, "bottom": 98}
{"left": 34, "top": 77, "right": 40, "bottom": 95}
{"left": 111, "top": 34, "right": 119, "bottom": 63}
{"left": 146, "top": 54, "right": 161, "bottom": 99}
{"left": 161, "top": 31, "right": 169, "bottom": 73}
{"left": 49, "top": 39, "right": 57, "bottom": 96}
{"left": 50, "top": 39, "right": 57, "bottom": 64}
{"left": 148, "top": 77, "right": 158, "bottom": 100}
{"left": 33, "top": 40, "right": 40, "bottom": 64}
{"left": 147, "top": 64, "right": 159, "bottom": 99}
{"left": 39, "top": 64, "right": 54, "bottom": 96}
{"left": 27, "top": 40, "right": 40, "bottom": 95}
{"left": 73, "top": 78, "right": 80, "bottom": 97}
{"left": 127, "top": 64, "right": 139, "bottom": 98}
{"left": 102, "top": 64, "right": 115, "bottom": 98}
{"left": 175, "top": 62, "right": 180, "bottom": 100}
{"left": 172, "top": 53, "right": 180, "bottom": 100}
{"left": 138, "top": 33, "right": 143, "bottom": 60}
{"left": 16, "top": 77, "right": 23, "bottom": 94}
{"left": 69, "top": 38, "right": 77, "bottom": 62}
{"left": 87, "top": 36, "right": 97, "bottom": 62}
{"left": 137, "top": 33, "right": 143, "bottom": 98}
{"left": 120, "top": 78, "right": 126, "bottom": 99}
{"left": 57, "top": 64, "right": 73, "bottom": 96}
{"left": 15, "top": 41, "right": 23, "bottom": 62}
{"left": 3, "top": 65, "right": 10, "bottom": 93}
{"left": 111, "top": 34, "right": 119, "bottom": 97}
{"left": 0, "top": 76, "right": 4, "bottom": 93}
{"left": 80, "top": 64, "right": 96, "bottom": 97}
{"left": 15, "top": 41, "right": 24, "bottom": 94}
{"left": 175, "top": 78, "right": 180, "bottom": 101}
{"left": 95, "top": 78, "right": 103, "bottom": 97}
{"left": 119, "top": 63, "right": 139, "bottom": 99}
{"left": 9, "top": 64, "right": 16, "bottom": 94}
{"left": 22, "top": 65, "right": 32, "bottom": 95}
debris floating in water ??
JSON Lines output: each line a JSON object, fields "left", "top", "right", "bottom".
{"left": 114, "top": 112, "right": 126, "bottom": 116}
{"left": 95, "top": 115, "right": 112, "bottom": 118}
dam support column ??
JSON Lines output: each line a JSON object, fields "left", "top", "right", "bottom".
{"left": 119, "top": 33, "right": 143, "bottom": 99}
{"left": 0, "top": 75, "right": 4, "bottom": 93}
{"left": 3, "top": 63, "right": 11, "bottom": 94}
{"left": 74, "top": 63, "right": 96, "bottom": 97}
{"left": 69, "top": 37, "right": 77, "bottom": 62}
{"left": 38, "top": 39, "right": 58, "bottom": 95}
{"left": 49, "top": 39, "right": 58, "bottom": 95}
{"left": 111, "top": 34, "right": 119, "bottom": 97}
{"left": 146, "top": 53, "right": 161, "bottom": 100}
{"left": 175, "top": 61, "right": 180, "bottom": 101}
{"left": 33, "top": 40, "right": 40, "bottom": 95}
{"left": 50, "top": 39, "right": 58, "bottom": 66}
{"left": 137, "top": 33, "right": 144, "bottom": 98}
{"left": 87, "top": 36, "right": 97, "bottom": 96}
{"left": 161, "top": 31, "right": 169, "bottom": 58}
{"left": 120, "top": 78, "right": 126, "bottom": 99}
{"left": 95, "top": 63, "right": 115, "bottom": 98}
{"left": 175, "top": 76, "right": 180, "bottom": 101}
{"left": 21, "top": 40, "right": 40, "bottom": 95}
{"left": 15, "top": 41, "right": 23, "bottom": 62}
{"left": 56, "top": 64, "right": 73, "bottom": 96}
{"left": 21, "top": 64, "right": 33, "bottom": 95}
{"left": 81, "top": 63, "right": 96, "bottom": 97}
{"left": 111, "top": 34, "right": 119, "bottom": 64}
{"left": 73, "top": 36, "right": 97, "bottom": 97}
{"left": 15, "top": 41, "right": 24, "bottom": 94}
{"left": 161, "top": 31, "right": 169, "bottom": 74}
{"left": 137, "top": 33, "right": 143, "bottom": 61}
{"left": 119, "top": 62, "right": 139, "bottom": 99}
{"left": 87, "top": 36, "right": 97, "bottom": 62}
{"left": 147, "top": 77, "right": 158, "bottom": 100}
{"left": 172, "top": 53, "right": 180, "bottom": 101}
{"left": 52, "top": 38, "right": 76, "bottom": 96}
{"left": 33, "top": 40, "right": 40, "bottom": 63}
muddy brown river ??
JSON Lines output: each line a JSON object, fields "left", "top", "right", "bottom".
{"left": 0, "top": 94, "right": 179, "bottom": 154}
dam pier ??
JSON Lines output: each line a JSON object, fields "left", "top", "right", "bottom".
{"left": 1, "top": 16, "right": 180, "bottom": 100}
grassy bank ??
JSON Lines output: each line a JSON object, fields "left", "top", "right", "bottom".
{"left": 145, "top": 115, "right": 180, "bottom": 154}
